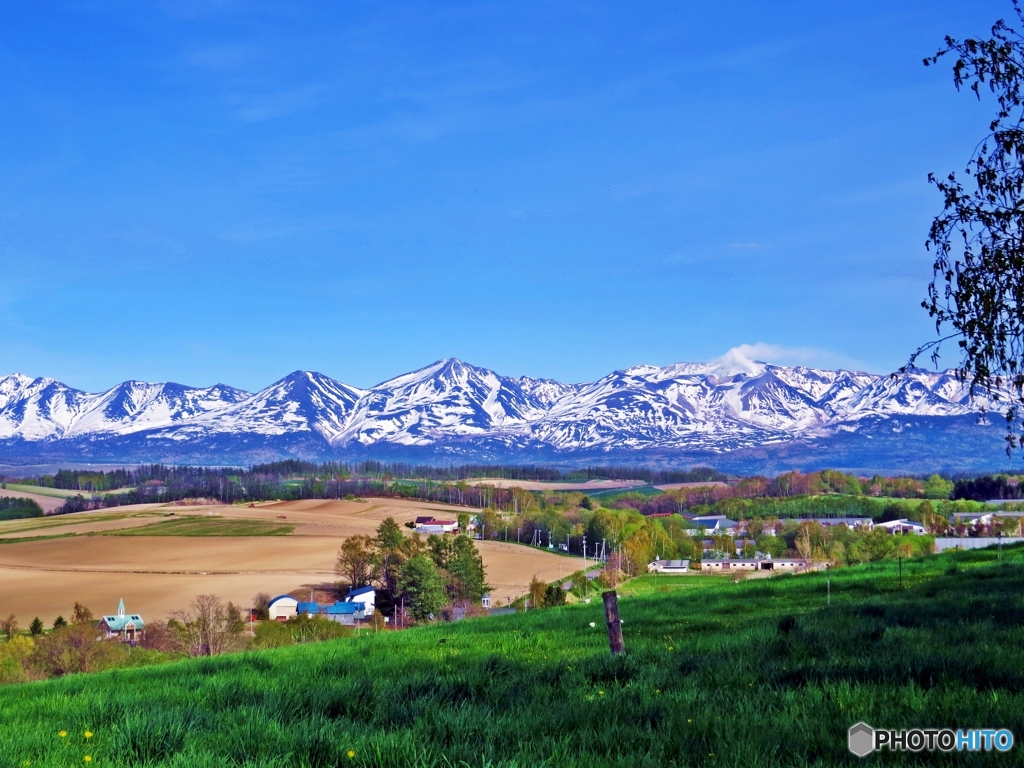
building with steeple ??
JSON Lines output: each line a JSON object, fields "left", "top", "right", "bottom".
{"left": 97, "top": 598, "right": 145, "bottom": 642}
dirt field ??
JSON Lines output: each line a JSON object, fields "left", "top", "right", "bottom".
{"left": 0, "top": 497, "right": 574, "bottom": 624}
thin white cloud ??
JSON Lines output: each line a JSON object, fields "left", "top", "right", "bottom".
{"left": 715, "top": 343, "right": 871, "bottom": 373}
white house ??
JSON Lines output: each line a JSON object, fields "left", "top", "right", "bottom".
{"left": 875, "top": 519, "right": 926, "bottom": 535}
{"left": 344, "top": 585, "right": 376, "bottom": 615}
{"left": 648, "top": 558, "right": 690, "bottom": 574}
{"left": 268, "top": 595, "right": 298, "bottom": 621}
{"left": 952, "top": 512, "right": 993, "bottom": 526}
{"left": 700, "top": 558, "right": 808, "bottom": 572}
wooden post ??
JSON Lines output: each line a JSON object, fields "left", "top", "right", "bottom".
{"left": 602, "top": 590, "right": 625, "bottom": 655}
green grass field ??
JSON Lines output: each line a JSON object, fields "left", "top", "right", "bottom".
{"left": 105, "top": 517, "right": 295, "bottom": 537}
{"left": 2, "top": 484, "right": 89, "bottom": 499}
{"left": 1, "top": 546, "right": 1023, "bottom": 766}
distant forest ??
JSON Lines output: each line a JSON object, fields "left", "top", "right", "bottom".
{"left": 5, "top": 461, "right": 1013, "bottom": 517}
{"left": 2, "top": 462, "right": 726, "bottom": 516}
{"left": 953, "top": 475, "right": 1024, "bottom": 501}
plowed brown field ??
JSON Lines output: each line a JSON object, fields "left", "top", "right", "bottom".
{"left": 0, "top": 497, "right": 574, "bottom": 624}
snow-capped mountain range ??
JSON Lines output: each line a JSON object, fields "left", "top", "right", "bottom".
{"left": 0, "top": 358, "right": 1008, "bottom": 471}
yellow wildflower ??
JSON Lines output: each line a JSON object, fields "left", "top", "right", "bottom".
{"left": 598, "top": 690, "right": 604, "bottom": 695}
{"left": 84, "top": 731, "right": 93, "bottom": 739}
{"left": 347, "top": 750, "right": 355, "bottom": 759}
{"left": 84, "top": 758, "right": 92, "bottom": 764}
{"left": 59, "top": 731, "right": 67, "bottom": 738}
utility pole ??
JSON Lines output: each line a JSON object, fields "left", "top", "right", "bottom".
{"left": 826, "top": 564, "right": 830, "bottom": 605}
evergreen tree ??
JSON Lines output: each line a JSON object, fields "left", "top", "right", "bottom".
{"left": 427, "top": 534, "right": 456, "bottom": 570}
{"left": 29, "top": 617, "right": 44, "bottom": 636}
{"left": 52, "top": 616, "right": 67, "bottom": 630}
{"left": 542, "top": 584, "right": 566, "bottom": 607}
{"left": 447, "top": 535, "right": 489, "bottom": 602}
{"left": 397, "top": 555, "right": 448, "bottom": 621}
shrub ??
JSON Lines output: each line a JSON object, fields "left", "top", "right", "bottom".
{"left": 251, "top": 621, "right": 294, "bottom": 649}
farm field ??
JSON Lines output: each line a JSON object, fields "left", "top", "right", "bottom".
{"left": 468, "top": 477, "right": 647, "bottom": 491}
{"left": 0, "top": 487, "right": 68, "bottom": 514}
{"left": 2, "top": 546, "right": 1022, "bottom": 766}
{"left": 0, "top": 498, "right": 572, "bottom": 624}
{"left": 3, "top": 484, "right": 90, "bottom": 499}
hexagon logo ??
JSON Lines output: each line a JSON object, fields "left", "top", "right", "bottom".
{"left": 848, "top": 722, "right": 875, "bottom": 757}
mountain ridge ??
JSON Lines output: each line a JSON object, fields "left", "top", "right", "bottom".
{"left": 0, "top": 358, "right": 1008, "bottom": 472}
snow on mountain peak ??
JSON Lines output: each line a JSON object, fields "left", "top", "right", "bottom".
{"left": 0, "top": 359, "right": 992, "bottom": 457}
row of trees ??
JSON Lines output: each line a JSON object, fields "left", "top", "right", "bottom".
{"left": 952, "top": 474, "right": 1024, "bottom": 501}
{"left": 14, "top": 461, "right": 724, "bottom": 499}
{"left": 0, "top": 496, "right": 43, "bottom": 521}
{"left": 606, "top": 472, "right": 957, "bottom": 517}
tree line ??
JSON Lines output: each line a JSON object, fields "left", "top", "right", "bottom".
{"left": 0, "top": 497, "right": 43, "bottom": 521}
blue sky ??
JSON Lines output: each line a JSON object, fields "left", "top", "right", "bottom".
{"left": 0, "top": 1, "right": 1008, "bottom": 391}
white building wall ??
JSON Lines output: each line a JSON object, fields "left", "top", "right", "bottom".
{"left": 268, "top": 597, "right": 298, "bottom": 620}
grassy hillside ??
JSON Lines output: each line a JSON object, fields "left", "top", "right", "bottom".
{"left": 2, "top": 548, "right": 1024, "bottom": 766}
{"left": 3, "top": 484, "right": 91, "bottom": 499}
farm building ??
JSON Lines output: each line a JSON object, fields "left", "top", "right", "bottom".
{"left": 344, "top": 585, "right": 376, "bottom": 615}
{"left": 648, "top": 558, "right": 690, "bottom": 574}
{"left": 324, "top": 602, "right": 363, "bottom": 625}
{"left": 689, "top": 515, "right": 737, "bottom": 532}
{"left": 874, "top": 519, "right": 926, "bottom": 535}
{"left": 98, "top": 598, "right": 145, "bottom": 642}
{"left": 734, "top": 520, "right": 782, "bottom": 536}
{"left": 287, "top": 600, "right": 365, "bottom": 624}
{"left": 268, "top": 595, "right": 299, "bottom": 621}
{"left": 947, "top": 511, "right": 1024, "bottom": 527}
{"left": 777, "top": 517, "right": 874, "bottom": 531}
{"left": 415, "top": 518, "right": 459, "bottom": 534}
{"left": 700, "top": 558, "right": 808, "bottom": 572}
